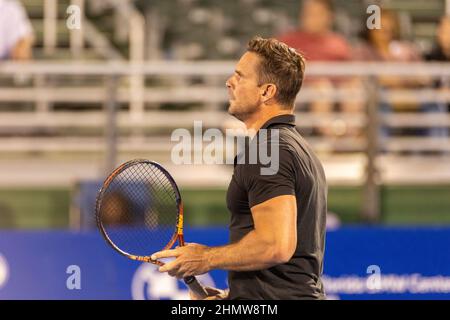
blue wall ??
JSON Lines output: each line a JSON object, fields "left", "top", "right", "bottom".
{"left": 0, "top": 227, "right": 449, "bottom": 300}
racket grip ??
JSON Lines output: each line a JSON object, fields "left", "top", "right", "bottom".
{"left": 184, "top": 276, "right": 208, "bottom": 299}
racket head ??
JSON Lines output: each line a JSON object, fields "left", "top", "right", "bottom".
{"left": 95, "top": 159, "right": 184, "bottom": 262}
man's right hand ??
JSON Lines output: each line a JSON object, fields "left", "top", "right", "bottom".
{"left": 190, "top": 287, "right": 229, "bottom": 300}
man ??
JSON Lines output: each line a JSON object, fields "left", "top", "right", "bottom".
{"left": 152, "top": 37, "right": 327, "bottom": 300}
{"left": 0, "top": 0, "right": 34, "bottom": 60}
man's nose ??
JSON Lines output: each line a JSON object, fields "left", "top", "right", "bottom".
{"left": 225, "top": 76, "right": 233, "bottom": 88}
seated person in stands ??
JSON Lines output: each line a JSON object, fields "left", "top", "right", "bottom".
{"left": 277, "top": 0, "right": 363, "bottom": 140}
{"left": 425, "top": 15, "right": 450, "bottom": 120}
{"left": 0, "top": 0, "right": 34, "bottom": 60}
{"left": 354, "top": 9, "right": 421, "bottom": 64}
{"left": 425, "top": 15, "right": 450, "bottom": 63}
{"left": 353, "top": 9, "right": 437, "bottom": 142}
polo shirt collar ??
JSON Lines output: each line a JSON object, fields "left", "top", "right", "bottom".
{"left": 260, "top": 114, "right": 296, "bottom": 130}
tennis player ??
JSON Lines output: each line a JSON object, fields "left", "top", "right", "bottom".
{"left": 152, "top": 36, "right": 327, "bottom": 300}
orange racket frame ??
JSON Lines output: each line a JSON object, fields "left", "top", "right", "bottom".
{"left": 96, "top": 159, "right": 207, "bottom": 298}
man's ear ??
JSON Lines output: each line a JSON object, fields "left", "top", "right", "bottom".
{"left": 261, "top": 84, "right": 277, "bottom": 103}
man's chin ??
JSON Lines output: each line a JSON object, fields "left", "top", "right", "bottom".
{"left": 228, "top": 109, "right": 245, "bottom": 122}
{"left": 227, "top": 108, "right": 237, "bottom": 118}
{"left": 227, "top": 103, "right": 235, "bottom": 116}
{"left": 228, "top": 103, "right": 255, "bottom": 122}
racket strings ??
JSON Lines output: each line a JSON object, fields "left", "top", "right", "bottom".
{"left": 128, "top": 163, "right": 178, "bottom": 237}
{"left": 142, "top": 166, "right": 179, "bottom": 224}
{"left": 104, "top": 164, "right": 176, "bottom": 253}
{"left": 99, "top": 162, "right": 180, "bottom": 257}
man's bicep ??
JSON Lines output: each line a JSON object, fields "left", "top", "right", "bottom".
{"left": 250, "top": 195, "right": 297, "bottom": 259}
{"left": 245, "top": 147, "right": 297, "bottom": 208}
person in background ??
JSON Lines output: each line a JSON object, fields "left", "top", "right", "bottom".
{"left": 0, "top": 0, "right": 34, "bottom": 60}
{"left": 354, "top": 9, "right": 440, "bottom": 144}
{"left": 278, "top": 0, "right": 351, "bottom": 61}
{"left": 100, "top": 192, "right": 132, "bottom": 226}
{"left": 425, "top": 15, "right": 450, "bottom": 118}
{"left": 354, "top": 9, "right": 421, "bottom": 67}
{"left": 277, "top": 0, "right": 363, "bottom": 140}
{"left": 426, "top": 15, "right": 450, "bottom": 63}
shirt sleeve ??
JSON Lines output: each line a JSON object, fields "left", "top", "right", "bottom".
{"left": 240, "top": 147, "right": 297, "bottom": 208}
{"left": 4, "top": 1, "right": 33, "bottom": 51}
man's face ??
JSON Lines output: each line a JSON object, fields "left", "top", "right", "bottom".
{"left": 226, "top": 52, "right": 263, "bottom": 121}
{"left": 300, "top": 1, "right": 332, "bottom": 34}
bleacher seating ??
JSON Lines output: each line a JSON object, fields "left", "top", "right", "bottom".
{"left": 17, "top": 0, "right": 447, "bottom": 61}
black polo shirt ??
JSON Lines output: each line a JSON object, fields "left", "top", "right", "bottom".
{"left": 226, "top": 114, "right": 327, "bottom": 300}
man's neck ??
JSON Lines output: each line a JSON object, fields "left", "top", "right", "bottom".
{"left": 243, "top": 106, "right": 293, "bottom": 135}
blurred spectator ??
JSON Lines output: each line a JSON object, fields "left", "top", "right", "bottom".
{"left": 100, "top": 191, "right": 131, "bottom": 226}
{"left": 424, "top": 15, "right": 450, "bottom": 139}
{"left": 277, "top": 0, "right": 362, "bottom": 139}
{"left": 0, "top": 0, "right": 34, "bottom": 60}
{"left": 354, "top": 9, "right": 421, "bottom": 66}
{"left": 278, "top": 0, "right": 351, "bottom": 61}
{"left": 425, "top": 16, "right": 450, "bottom": 108}
{"left": 426, "top": 15, "right": 450, "bottom": 62}
{"left": 278, "top": 0, "right": 352, "bottom": 61}
{"left": 354, "top": 9, "right": 437, "bottom": 142}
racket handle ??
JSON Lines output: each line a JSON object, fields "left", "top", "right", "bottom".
{"left": 184, "top": 276, "right": 208, "bottom": 299}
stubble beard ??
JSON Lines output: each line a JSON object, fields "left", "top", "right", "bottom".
{"left": 228, "top": 100, "right": 259, "bottom": 123}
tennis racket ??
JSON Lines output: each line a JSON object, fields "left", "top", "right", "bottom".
{"left": 95, "top": 159, "right": 208, "bottom": 299}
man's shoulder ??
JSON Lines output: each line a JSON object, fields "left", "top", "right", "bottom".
{"left": 275, "top": 125, "right": 303, "bottom": 145}
{"left": 256, "top": 126, "right": 301, "bottom": 152}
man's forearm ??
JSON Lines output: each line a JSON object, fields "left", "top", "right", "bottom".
{"left": 205, "top": 230, "right": 284, "bottom": 272}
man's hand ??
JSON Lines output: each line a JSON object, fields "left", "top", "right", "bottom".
{"left": 151, "top": 243, "right": 211, "bottom": 279}
{"left": 190, "top": 287, "right": 229, "bottom": 300}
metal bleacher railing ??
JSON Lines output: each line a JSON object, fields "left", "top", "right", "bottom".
{"left": 0, "top": 61, "right": 450, "bottom": 222}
